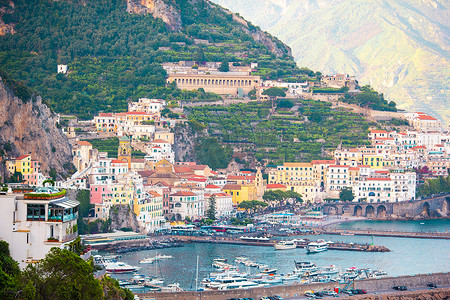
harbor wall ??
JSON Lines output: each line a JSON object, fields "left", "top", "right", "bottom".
{"left": 136, "top": 272, "right": 450, "bottom": 300}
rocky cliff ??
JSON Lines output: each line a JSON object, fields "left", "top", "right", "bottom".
{"left": 0, "top": 0, "right": 15, "bottom": 36}
{"left": 127, "top": 0, "right": 182, "bottom": 31}
{"left": 0, "top": 77, "right": 72, "bottom": 176}
{"left": 109, "top": 205, "right": 142, "bottom": 233}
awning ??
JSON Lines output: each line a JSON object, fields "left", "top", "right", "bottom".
{"left": 50, "top": 197, "right": 80, "bottom": 209}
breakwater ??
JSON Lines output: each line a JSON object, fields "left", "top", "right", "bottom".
{"left": 91, "top": 238, "right": 183, "bottom": 252}
{"left": 321, "top": 228, "right": 450, "bottom": 239}
{"left": 173, "top": 235, "right": 390, "bottom": 252}
{"left": 136, "top": 272, "right": 450, "bottom": 300}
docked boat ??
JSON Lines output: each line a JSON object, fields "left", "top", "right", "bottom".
{"left": 373, "top": 270, "right": 388, "bottom": 278}
{"left": 213, "top": 258, "right": 227, "bottom": 263}
{"left": 105, "top": 262, "right": 140, "bottom": 274}
{"left": 274, "top": 240, "right": 297, "bottom": 250}
{"left": 281, "top": 273, "right": 299, "bottom": 281}
{"left": 139, "top": 257, "right": 155, "bottom": 264}
{"left": 306, "top": 240, "right": 328, "bottom": 253}
{"left": 293, "top": 261, "right": 318, "bottom": 276}
{"left": 318, "top": 265, "right": 339, "bottom": 275}
{"left": 260, "top": 268, "right": 277, "bottom": 274}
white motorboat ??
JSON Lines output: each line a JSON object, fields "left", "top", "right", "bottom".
{"left": 105, "top": 262, "right": 140, "bottom": 274}
{"left": 274, "top": 240, "right": 297, "bottom": 250}
{"left": 139, "top": 257, "right": 155, "bottom": 264}
{"left": 306, "top": 240, "right": 328, "bottom": 253}
{"left": 293, "top": 261, "right": 318, "bottom": 276}
{"left": 318, "top": 265, "right": 339, "bottom": 275}
{"left": 373, "top": 270, "right": 388, "bottom": 278}
{"left": 281, "top": 273, "right": 299, "bottom": 281}
{"left": 260, "top": 268, "right": 277, "bottom": 274}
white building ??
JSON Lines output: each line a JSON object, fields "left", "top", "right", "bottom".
{"left": 169, "top": 191, "right": 202, "bottom": 220}
{"left": 128, "top": 98, "right": 165, "bottom": 114}
{"left": 57, "top": 64, "right": 67, "bottom": 74}
{"left": 145, "top": 139, "right": 175, "bottom": 164}
{"left": 0, "top": 187, "right": 79, "bottom": 268}
{"left": 205, "top": 192, "right": 233, "bottom": 218}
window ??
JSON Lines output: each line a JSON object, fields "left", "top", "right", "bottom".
{"left": 27, "top": 204, "right": 45, "bottom": 221}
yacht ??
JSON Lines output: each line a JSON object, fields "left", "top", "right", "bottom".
{"left": 274, "top": 240, "right": 297, "bottom": 250}
{"left": 281, "top": 273, "right": 299, "bottom": 281}
{"left": 318, "top": 265, "right": 339, "bottom": 275}
{"left": 139, "top": 257, "right": 155, "bottom": 264}
{"left": 306, "top": 240, "right": 328, "bottom": 253}
{"left": 293, "top": 261, "right": 318, "bottom": 276}
{"left": 104, "top": 262, "right": 140, "bottom": 274}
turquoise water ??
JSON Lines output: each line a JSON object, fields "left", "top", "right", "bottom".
{"left": 110, "top": 219, "right": 450, "bottom": 290}
{"left": 331, "top": 218, "right": 450, "bottom": 233}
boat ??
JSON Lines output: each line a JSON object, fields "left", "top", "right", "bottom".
{"left": 154, "top": 254, "right": 173, "bottom": 260}
{"left": 139, "top": 257, "right": 155, "bottom": 264}
{"left": 293, "top": 261, "right": 318, "bottom": 276}
{"left": 213, "top": 258, "right": 227, "bottom": 263}
{"left": 161, "top": 283, "right": 183, "bottom": 292}
{"left": 318, "top": 265, "right": 339, "bottom": 275}
{"left": 274, "top": 240, "right": 297, "bottom": 250}
{"left": 103, "top": 254, "right": 122, "bottom": 261}
{"left": 306, "top": 240, "right": 328, "bottom": 253}
{"left": 281, "top": 273, "right": 299, "bottom": 281}
{"left": 373, "top": 270, "right": 388, "bottom": 278}
{"left": 260, "top": 268, "right": 277, "bottom": 274}
{"left": 104, "top": 262, "right": 140, "bottom": 274}
{"left": 341, "top": 232, "right": 354, "bottom": 236}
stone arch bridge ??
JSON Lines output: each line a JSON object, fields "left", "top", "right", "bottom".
{"left": 323, "top": 194, "right": 450, "bottom": 218}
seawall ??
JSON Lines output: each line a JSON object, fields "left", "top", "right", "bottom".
{"left": 136, "top": 272, "right": 450, "bottom": 300}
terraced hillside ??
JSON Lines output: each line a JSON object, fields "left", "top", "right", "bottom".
{"left": 186, "top": 99, "right": 374, "bottom": 165}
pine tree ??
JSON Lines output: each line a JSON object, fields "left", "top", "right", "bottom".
{"left": 206, "top": 195, "right": 217, "bottom": 220}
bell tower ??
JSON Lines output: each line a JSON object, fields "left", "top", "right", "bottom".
{"left": 118, "top": 135, "right": 132, "bottom": 169}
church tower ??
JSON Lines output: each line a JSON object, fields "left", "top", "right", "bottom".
{"left": 118, "top": 135, "right": 132, "bottom": 169}
{"left": 255, "top": 167, "right": 265, "bottom": 200}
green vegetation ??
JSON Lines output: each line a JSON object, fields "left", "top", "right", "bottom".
{"left": 194, "top": 137, "right": 233, "bottom": 169}
{"left": 0, "top": 0, "right": 296, "bottom": 118}
{"left": 238, "top": 200, "right": 268, "bottom": 214}
{"left": 263, "top": 190, "right": 302, "bottom": 209}
{"left": 339, "top": 85, "right": 397, "bottom": 112}
{"left": 339, "top": 187, "right": 355, "bottom": 202}
{"left": 417, "top": 175, "right": 450, "bottom": 198}
{"left": 0, "top": 241, "right": 132, "bottom": 299}
{"left": 312, "top": 86, "right": 348, "bottom": 94}
{"left": 187, "top": 99, "right": 373, "bottom": 165}
{"left": 206, "top": 195, "right": 217, "bottom": 220}
{"left": 85, "top": 138, "right": 119, "bottom": 158}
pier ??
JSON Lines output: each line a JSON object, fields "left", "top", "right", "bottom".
{"left": 320, "top": 228, "right": 450, "bottom": 239}
{"left": 172, "top": 235, "right": 390, "bottom": 252}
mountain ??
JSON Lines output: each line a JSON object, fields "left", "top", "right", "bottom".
{"left": 0, "top": 0, "right": 295, "bottom": 119}
{"left": 0, "top": 72, "right": 72, "bottom": 177}
{"left": 212, "top": 0, "right": 450, "bottom": 124}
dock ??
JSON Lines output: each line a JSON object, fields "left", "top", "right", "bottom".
{"left": 172, "top": 235, "right": 390, "bottom": 252}
{"left": 321, "top": 228, "right": 450, "bottom": 239}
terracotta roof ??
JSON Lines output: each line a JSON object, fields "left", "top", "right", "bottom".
{"left": 241, "top": 171, "right": 252, "bottom": 174}
{"left": 267, "top": 184, "right": 287, "bottom": 189}
{"left": 349, "top": 167, "right": 360, "bottom": 171}
{"left": 213, "top": 192, "right": 231, "bottom": 197}
{"left": 170, "top": 191, "right": 196, "bottom": 197}
{"left": 188, "top": 177, "right": 207, "bottom": 182}
{"left": 329, "top": 165, "right": 349, "bottom": 168}
{"left": 126, "top": 111, "right": 150, "bottom": 115}
{"left": 153, "top": 139, "right": 169, "bottom": 143}
{"left": 138, "top": 170, "right": 155, "bottom": 177}
{"left": 311, "top": 160, "right": 335, "bottom": 164}
{"left": 174, "top": 166, "right": 194, "bottom": 174}
{"left": 367, "top": 178, "right": 391, "bottom": 181}
{"left": 16, "top": 154, "right": 30, "bottom": 160}
{"left": 375, "top": 170, "right": 389, "bottom": 174}
{"left": 111, "top": 159, "right": 127, "bottom": 164}
{"left": 99, "top": 113, "right": 113, "bottom": 117}
{"left": 417, "top": 115, "right": 437, "bottom": 120}
{"left": 370, "top": 130, "right": 387, "bottom": 133}
{"left": 222, "top": 184, "right": 241, "bottom": 190}
{"left": 148, "top": 191, "right": 162, "bottom": 197}
{"left": 227, "top": 175, "right": 255, "bottom": 180}
{"left": 190, "top": 165, "right": 209, "bottom": 170}
{"left": 76, "top": 141, "right": 92, "bottom": 146}
{"left": 205, "top": 184, "right": 220, "bottom": 189}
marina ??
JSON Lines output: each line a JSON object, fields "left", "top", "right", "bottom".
{"left": 104, "top": 229, "right": 450, "bottom": 291}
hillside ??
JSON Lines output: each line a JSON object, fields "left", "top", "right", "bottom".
{"left": 212, "top": 0, "right": 450, "bottom": 124}
{"left": 0, "top": 73, "right": 72, "bottom": 178}
{"left": 0, "top": 0, "right": 295, "bottom": 119}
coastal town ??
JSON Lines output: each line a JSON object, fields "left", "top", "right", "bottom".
{"left": 0, "top": 0, "right": 448, "bottom": 297}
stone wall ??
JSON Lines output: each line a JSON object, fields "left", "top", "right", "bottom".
{"left": 137, "top": 272, "right": 450, "bottom": 300}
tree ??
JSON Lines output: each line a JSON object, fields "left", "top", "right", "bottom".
{"left": 21, "top": 248, "right": 103, "bottom": 300}
{"left": 206, "top": 195, "right": 217, "bottom": 220}
{"left": 0, "top": 241, "right": 21, "bottom": 299}
{"left": 339, "top": 187, "right": 354, "bottom": 202}
{"left": 262, "top": 87, "right": 286, "bottom": 98}
{"left": 194, "top": 137, "right": 232, "bottom": 169}
{"left": 218, "top": 59, "right": 229, "bottom": 72}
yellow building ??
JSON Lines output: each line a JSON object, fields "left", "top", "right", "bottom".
{"left": 222, "top": 184, "right": 258, "bottom": 207}
{"left": 133, "top": 191, "right": 165, "bottom": 233}
{"left": 363, "top": 155, "right": 394, "bottom": 169}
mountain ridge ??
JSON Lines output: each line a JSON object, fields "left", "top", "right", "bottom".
{"left": 212, "top": 0, "right": 450, "bottom": 124}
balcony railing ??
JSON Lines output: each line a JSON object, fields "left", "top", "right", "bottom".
{"left": 62, "top": 232, "right": 78, "bottom": 242}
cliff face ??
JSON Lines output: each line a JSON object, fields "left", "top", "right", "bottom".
{"left": 0, "top": 0, "right": 15, "bottom": 35}
{"left": 0, "top": 78, "right": 72, "bottom": 176}
{"left": 127, "top": 0, "right": 182, "bottom": 31}
{"left": 109, "top": 205, "right": 141, "bottom": 233}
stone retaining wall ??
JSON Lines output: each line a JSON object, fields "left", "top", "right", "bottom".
{"left": 137, "top": 272, "right": 450, "bottom": 300}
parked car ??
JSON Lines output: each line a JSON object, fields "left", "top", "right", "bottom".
{"left": 427, "top": 283, "right": 437, "bottom": 289}
{"left": 353, "top": 289, "right": 367, "bottom": 294}
{"left": 322, "top": 290, "right": 338, "bottom": 297}
{"left": 304, "top": 292, "right": 317, "bottom": 298}
{"left": 393, "top": 286, "right": 407, "bottom": 291}
{"left": 270, "top": 296, "right": 283, "bottom": 300}
{"left": 314, "top": 291, "right": 324, "bottom": 297}
{"left": 342, "top": 289, "right": 353, "bottom": 295}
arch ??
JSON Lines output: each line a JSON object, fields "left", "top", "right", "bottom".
{"left": 226, "top": 80, "right": 229, "bottom": 85}
{"left": 175, "top": 213, "right": 182, "bottom": 221}
{"left": 342, "top": 205, "right": 351, "bottom": 215}
{"left": 423, "top": 202, "right": 430, "bottom": 217}
{"left": 354, "top": 205, "right": 363, "bottom": 217}
{"left": 189, "top": 79, "right": 192, "bottom": 84}
{"left": 327, "top": 206, "right": 338, "bottom": 215}
{"left": 368, "top": 192, "right": 375, "bottom": 197}
{"left": 365, "top": 205, "right": 375, "bottom": 217}
{"left": 174, "top": 203, "right": 182, "bottom": 208}
{"left": 377, "top": 205, "right": 386, "bottom": 218}
{"left": 182, "top": 79, "right": 185, "bottom": 84}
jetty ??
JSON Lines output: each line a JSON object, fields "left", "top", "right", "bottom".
{"left": 321, "top": 228, "right": 450, "bottom": 240}
{"left": 172, "top": 235, "right": 390, "bottom": 252}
